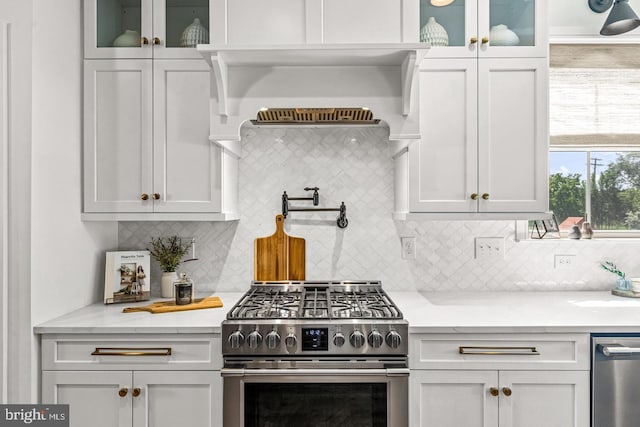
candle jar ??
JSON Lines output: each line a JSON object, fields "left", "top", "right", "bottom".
{"left": 174, "top": 273, "right": 194, "bottom": 305}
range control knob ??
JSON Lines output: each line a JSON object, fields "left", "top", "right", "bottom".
{"left": 368, "top": 330, "right": 384, "bottom": 348}
{"left": 350, "top": 330, "right": 366, "bottom": 348}
{"left": 247, "top": 331, "right": 263, "bottom": 349}
{"left": 265, "top": 331, "right": 281, "bottom": 349}
{"left": 228, "top": 331, "right": 245, "bottom": 349}
{"left": 284, "top": 333, "right": 297, "bottom": 349}
{"left": 333, "top": 332, "right": 346, "bottom": 347}
{"left": 386, "top": 330, "right": 402, "bottom": 349}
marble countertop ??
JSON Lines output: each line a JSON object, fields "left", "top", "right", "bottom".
{"left": 34, "top": 290, "right": 640, "bottom": 335}
{"left": 33, "top": 292, "right": 244, "bottom": 334}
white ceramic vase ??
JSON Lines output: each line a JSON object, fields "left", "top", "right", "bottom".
{"left": 180, "top": 18, "right": 209, "bottom": 47}
{"left": 113, "top": 29, "right": 141, "bottom": 47}
{"left": 161, "top": 271, "right": 178, "bottom": 298}
{"left": 420, "top": 17, "right": 449, "bottom": 46}
{"left": 489, "top": 24, "right": 520, "bottom": 46}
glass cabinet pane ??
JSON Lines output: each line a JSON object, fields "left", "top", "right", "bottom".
{"left": 419, "top": 0, "right": 465, "bottom": 47}
{"left": 97, "top": 0, "right": 142, "bottom": 48}
{"left": 166, "top": 0, "right": 210, "bottom": 48}
{"left": 489, "top": 0, "right": 535, "bottom": 46}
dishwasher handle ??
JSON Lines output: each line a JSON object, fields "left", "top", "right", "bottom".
{"left": 598, "top": 344, "right": 640, "bottom": 357}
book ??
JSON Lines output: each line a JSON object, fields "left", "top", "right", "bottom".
{"left": 104, "top": 251, "right": 151, "bottom": 304}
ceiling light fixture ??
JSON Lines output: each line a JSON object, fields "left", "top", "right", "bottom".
{"left": 589, "top": 0, "right": 640, "bottom": 35}
{"left": 431, "top": 0, "right": 455, "bottom": 6}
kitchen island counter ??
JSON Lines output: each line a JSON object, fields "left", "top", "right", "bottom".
{"left": 390, "top": 290, "right": 640, "bottom": 333}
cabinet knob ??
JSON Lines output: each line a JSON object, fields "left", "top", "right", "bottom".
{"left": 482, "top": 193, "right": 490, "bottom": 200}
{"left": 118, "top": 387, "right": 128, "bottom": 397}
{"left": 132, "top": 387, "right": 141, "bottom": 397}
{"left": 482, "top": 37, "right": 489, "bottom": 44}
{"left": 153, "top": 37, "right": 161, "bottom": 45}
{"left": 141, "top": 37, "right": 149, "bottom": 45}
{"left": 502, "top": 387, "right": 512, "bottom": 396}
{"left": 470, "top": 193, "right": 478, "bottom": 200}
{"left": 489, "top": 387, "right": 499, "bottom": 397}
{"left": 140, "top": 193, "right": 149, "bottom": 201}
{"left": 153, "top": 193, "right": 160, "bottom": 200}
{"left": 470, "top": 36, "right": 478, "bottom": 44}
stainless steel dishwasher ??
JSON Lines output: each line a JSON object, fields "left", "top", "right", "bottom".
{"left": 592, "top": 335, "right": 640, "bottom": 427}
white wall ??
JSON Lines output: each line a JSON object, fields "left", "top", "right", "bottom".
{"left": 31, "top": 1, "right": 117, "bottom": 325}
{"left": 0, "top": 0, "right": 33, "bottom": 404}
{"left": 550, "top": 0, "right": 640, "bottom": 39}
{"left": 31, "top": 0, "right": 117, "bottom": 399}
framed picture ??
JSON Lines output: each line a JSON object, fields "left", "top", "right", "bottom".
{"left": 104, "top": 251, "right": 151, "bottom": 304}
{"left": 530, "top": 214, "right": 560, "bottom": 239}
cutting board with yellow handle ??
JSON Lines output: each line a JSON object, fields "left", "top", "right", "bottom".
{"left": 254, "top": 214, "right": 305, "bottom": 281}
{"left": 122, "top": 297, "right": 223, "bottom": 314}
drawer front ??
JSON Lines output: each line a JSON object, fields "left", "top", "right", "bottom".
{"left": 410, "top": 333, "right": 590, "bottom": 370}
{"left": 42, "top": 334, "right": 222, "bottom": 371}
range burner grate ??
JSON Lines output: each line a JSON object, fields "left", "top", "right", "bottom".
{"left": 226, "top": 281, "right": 403, "bottom": 320}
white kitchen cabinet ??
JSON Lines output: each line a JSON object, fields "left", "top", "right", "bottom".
{"left": 417, "top": 0, "right": 547, "bottom": 58}
{"left": 42, "top": 370, "right": 221, "bottom": 427}
{"left": 410, "top": 370, "right": 589, "bottom": 427}
{"left": 409, "top": 333, "right": 590, "bottom": 427}
{"left": 409, "top": 57, "right": 548, "bottom": 214}
{"left": 84, "top": 0, "right": 211, "bottom": 59}
{"left": 40, "top": 334, "right": 222, "bottom": 427}
{"left": 83, "top": 59, "right": 238, "bottom": 220}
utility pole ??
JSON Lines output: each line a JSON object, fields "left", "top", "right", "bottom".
{"left": 591, "top": 157, "right": 603, "bottom": 183}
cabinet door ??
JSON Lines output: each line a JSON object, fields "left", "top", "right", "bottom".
{"left": 498, "top": 370, "right": 589, "bottom": 427}
{"left": 410, "top": 370, "right": 498, "bottom": 427}
{"left": 152, "top": 60, "right": 221, "bottom": 213}
{"left": 477, "top": 58, "right": 548, "bottom": 213}
{"left": 84, "top": 60, "right": 154, "bottom": 213}
{"left": 132, "top": 371, "right": 220, "bottom": 427}
{"left": 41, "top": 371, "right": 133, "bottom": 427}
{"left": 152, "top": 0, "right": 211, "bottom": 59}
{"left": 410, "top": 59, "right": 478, "bottom": 212}
{"left": 419, "top": 0, "right": 478, "bottom": 58}
{"left": 322, "top": 0, "right": 404, "bottom": 43}
{"left": 478, "top": 0, "right": 548, "bottom": 58}
{"left": 84, "top": 0, "right": 153, "bottom": 59}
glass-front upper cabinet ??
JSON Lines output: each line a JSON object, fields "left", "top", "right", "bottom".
{"left": 84, "top": 0, "right": 210, "bottom": 59}
{"left": 419, "top": 0, "right": 547, "bottom": 58}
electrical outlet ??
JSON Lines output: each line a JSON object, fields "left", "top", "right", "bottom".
{"left": 401, "top": 236, "right": 416, "bottom": 260}
{"left": 474, "top": 237, "right": 505, "bottom": 259}
{"left": 554, "top": 254, "right": 576, "bottom": 269}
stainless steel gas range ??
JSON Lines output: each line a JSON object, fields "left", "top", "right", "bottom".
{"left": 221, "top": 280, "right": 409, "bottom": 427}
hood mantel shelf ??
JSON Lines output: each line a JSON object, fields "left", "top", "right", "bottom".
{"left": 197, "top": 44, "right": 429, "bottom": 154}
{"left": 198, "top": 43, "right": 428, "bottom": 118}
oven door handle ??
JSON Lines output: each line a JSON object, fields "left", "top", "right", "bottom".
{"left": 221, "top": 368, "right": 410, "bottom": 377}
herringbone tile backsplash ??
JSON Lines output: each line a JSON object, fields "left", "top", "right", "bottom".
{"left": 119, "top": 127, "right": 640, "bottom": 294}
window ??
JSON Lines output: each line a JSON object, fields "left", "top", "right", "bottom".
{"left": 549, "top": 44, "right": 640, "bottom": 236}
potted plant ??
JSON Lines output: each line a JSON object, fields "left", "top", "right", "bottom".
{"left": 149, "top": 236, "right": 192, "bottom": 298}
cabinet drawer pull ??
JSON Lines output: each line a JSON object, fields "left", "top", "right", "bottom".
{"left": 140, "top": 193, "right": 149, "bottom": 201}
{"left": 470, "top": 193, "right": 478, "bottom": 200}
{"left": 489, "top": 387, "right": 499, "bottom": 397}
{"left": 482, "top": 36, "right": 489, "bottom": 44}
{"left": 132, "top": 387, "right": 142, "bottom": 397}
{"left": 470, "top": 36, "right": 478, "bottom": 44}
{"left": 153, "top": 37, "right": 161, "bottom": 45}
{"left": 481, "top": 193, "right": 490, "bottom": 200}
{"left": 141, "top": 37, "right": 149, "bottom": 45}
{"left": 118, "top": 387, "right": 128, "bottom": 397}
{"left": 91, "top": 347, "right": 172, "bottom": 356}
{"left": 459, "top": 346, "right": 540, "bottom": 355}
{"left": 502, "top": 387, "right": 512, "bottom": 396}
{"left": 153, "top": 193, "right": 160, "bottom": 200}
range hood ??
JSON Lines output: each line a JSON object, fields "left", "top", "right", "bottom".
{"left": 197, "top": 43, "right": 428, "bottom": 156}
{"left": 252, "top": 107, "right": 379, "bottom": 125}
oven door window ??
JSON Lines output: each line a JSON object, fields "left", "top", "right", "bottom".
{"left": 244, "top": 383, "right": 387, "bottom": 427}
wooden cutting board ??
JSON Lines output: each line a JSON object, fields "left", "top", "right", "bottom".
{"left": 254, "top": 214, "right": 305, "bottom": 281}
{"left": 122, "top": 296, "right": 223, "bottom": 314}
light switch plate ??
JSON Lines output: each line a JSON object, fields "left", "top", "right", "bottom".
{"left": 401, "top": 236, "right": 416, "bottom": 260}
{"left": 475, "top": 237, "right": 505, "bottom": 259}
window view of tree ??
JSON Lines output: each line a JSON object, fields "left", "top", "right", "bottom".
{"left": 550, "top": 152, "right": 640, "bottom": 231}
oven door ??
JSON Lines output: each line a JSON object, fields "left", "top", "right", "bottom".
{"left": 223, "top": 360, "right": 408, "bottom": 427}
